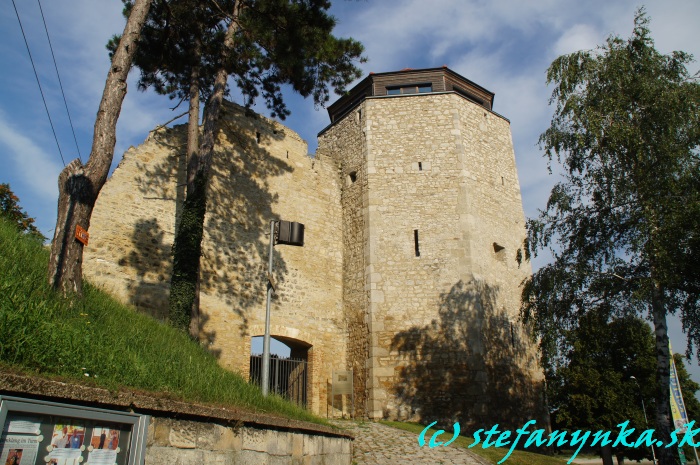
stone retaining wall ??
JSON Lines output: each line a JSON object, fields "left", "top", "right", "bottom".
{"left": 147, "top": 417, "right": 350, "bottom": 465}
{"left": 0, "top": 372, "right": 352, "bottom": 465}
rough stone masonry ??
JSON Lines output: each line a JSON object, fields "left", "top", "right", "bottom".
{"left": 83, "top": 67, "right": 547, "bottom": 429}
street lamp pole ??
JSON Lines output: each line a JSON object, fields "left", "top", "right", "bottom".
{"left": 261, "top": 220, "right": 276, "bottom": 396}
{"left": 260, "top": 220, "right": 304, "bottom": 397}
{"left": 631, "top": 376, "right": 657, "bottom": 465}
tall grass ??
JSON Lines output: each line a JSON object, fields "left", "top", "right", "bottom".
{"left": 0, "top": 217, "right": 320, "bottom": 423}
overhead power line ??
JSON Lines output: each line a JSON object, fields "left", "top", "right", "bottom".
{"left": 11, "top": 0, "right": 66, "bottom": 166}
{"left": 37, "top": 0, "right": 83, "bottom": 163}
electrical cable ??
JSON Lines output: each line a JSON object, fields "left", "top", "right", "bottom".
{"left": 37, "top": 0, "right": 83, "bottom": 163}
{"left": 11, "top": 0, "right": 66, "bottom": 166}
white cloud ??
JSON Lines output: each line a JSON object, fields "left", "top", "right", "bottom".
{"left": 0, "top": 109, "right": 61, "bottom": 200}
{"left": 644, "top": 1, "right": 700, "bottom": 62}
{"left": 553, "top": 24, "right": 603, "bottom": 56}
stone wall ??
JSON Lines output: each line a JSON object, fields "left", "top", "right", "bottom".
{"left": 319, "top": 92, "right": 545, "bottom": 427}
{"left": 83, "top": 127, "right": 186, "bottom": 320}
{"left": 84, "top": 89, "right": 545, "bottom": 426}
{"left": 317, "top": 105, "right": 370, "bottom": 418}
{"left": 0, "top": 372, "right": 352, "bottom": 465}
{"left": 84, "top": 102, "right": 346, "bottom": 415}
{"left": 148, "top": 417, "right": 351, "bottom": 465}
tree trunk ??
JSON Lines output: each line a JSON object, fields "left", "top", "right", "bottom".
{"left": 615, "top": 450, "right": 626, "bottom": 465}
{"left": 652, "top": 278, "right": 675, "bottom": 465}
{"left": 169, "top": 1, "right": 240, "bottom": 332}
{"left": 601, "top": 444, "right": 614, "bottom": 465}
{"left": 48, "top": 0, "right": 152, "bottom": 295}
{"left": 186, "top": 37, "right": 202, "bottom": 194}
{"left": 186, "top": 36, "right": 202, "bottom": 338}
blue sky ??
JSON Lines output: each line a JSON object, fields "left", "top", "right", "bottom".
{"left": 1, "top": 1, "right": 699, "bottom": 377}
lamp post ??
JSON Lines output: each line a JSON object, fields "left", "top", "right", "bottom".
{"left": 630, "top": 376, "right": 657, "bottom": 465}
{"left": 261, "top": 220, "right": 304, "bottom": 397}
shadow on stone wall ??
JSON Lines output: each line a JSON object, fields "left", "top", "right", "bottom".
{"left": 390, "top": 279, "right": 542, "bottom": 430}
{"left": 120, "top": 105, "right": 292, "bottom": 352}
{"left": 119, "top": 218, "right": 171, "bottom": 320}
{"left": 200, "top": 112, "right": 292, "bottom": 343}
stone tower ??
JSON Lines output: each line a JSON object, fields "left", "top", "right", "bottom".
{"left": 317, "top": 67, "right": 544, "bottom": 425}
{"left": 83, "top": 66, "right": 545, "bottom": 427}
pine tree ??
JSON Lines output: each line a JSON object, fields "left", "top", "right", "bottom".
{"left": 115, "top": 0, "right": 365, "bottom": 333}
{"left": 109, "top": 0, "right": 233, "bottom": 333}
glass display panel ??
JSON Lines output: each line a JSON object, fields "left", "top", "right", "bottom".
{"left": 0, "top": 396, "right": 147, "bottom": 465}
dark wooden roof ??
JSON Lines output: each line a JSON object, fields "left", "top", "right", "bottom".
{"left": 325, "top": 66, "right": 496, "bottom": 124}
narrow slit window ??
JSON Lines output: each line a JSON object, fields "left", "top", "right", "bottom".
{"left": 418, "top": 162, "right": 423, "bottom": 171}
{"left": 493, "top": 242, "right": 506, "bottom": 263}
{"left": 256, "top": 131, "right": 261, "bottom": 143}
{"left": 414, "top": 229, "right": 420, "bottom": 257}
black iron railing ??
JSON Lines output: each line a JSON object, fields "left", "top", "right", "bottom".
{"left": 249, "top": 354, "right": 307, "bottom": 408}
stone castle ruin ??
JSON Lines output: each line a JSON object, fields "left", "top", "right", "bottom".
{"left": 84, "top": 67, "right": 546, "bottom": 427}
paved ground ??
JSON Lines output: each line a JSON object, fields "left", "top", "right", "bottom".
{"left": 330, "top": 420, "right": 678, "bottom": 465}
{"left": 331, "top": 420, "right": 489, "bottom": 465}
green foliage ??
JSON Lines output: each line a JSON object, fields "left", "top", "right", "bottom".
{"left": 112, "top": 0, "right": 365, "bottom": 118}
{"left": 169, "top": 173, "right": 207, "bottom": 331}
{"left": 0, "top": 183, "right": 45, "bottom": 241}
{"left": 111, "top": 0, "right": 365, "bottom": 333}
{"left": 521, "top": 8, "right": 700, "bottom": 367}
{"left": 109, "top": 0, "right": 226, "bottom": 103}
{"left": 0, "top": 216, "right": 322, "bottom": 424}
{"left": 233, "top": 0, "right": 366, "bottom": 118}
{"left": 521, "top": 11, "right": 699, "bottom": 462}
{"left": 548, "top": 312, "right": 656, "bottom": 461}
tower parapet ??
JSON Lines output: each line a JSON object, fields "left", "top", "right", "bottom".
{"left": 322, "top": 66, "right": 495, "bottom": 129}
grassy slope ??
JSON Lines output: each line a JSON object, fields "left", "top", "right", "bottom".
{"left": 0, "top": 217, "right": 320, "bottom": 424}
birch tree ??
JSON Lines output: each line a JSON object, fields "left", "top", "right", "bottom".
{"left": 521, "top": 10, "right": 700, "bottom": 465}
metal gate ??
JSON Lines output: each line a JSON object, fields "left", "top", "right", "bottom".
{"left": 249, "top": 354, "right": 307, "bottom": 408}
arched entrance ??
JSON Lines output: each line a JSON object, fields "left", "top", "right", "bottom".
{"left": 249, "top": 335, "right": 312, "bottom": 408}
